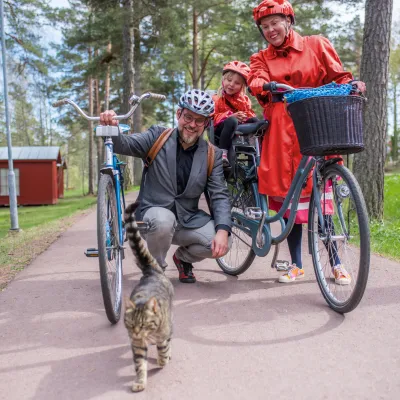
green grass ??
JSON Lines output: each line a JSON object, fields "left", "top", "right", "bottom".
{"left": 0, "top": 188, "right": 97, "bottom": 239}
{"left": 0, "top": 186, "right": 140, "bottom": 239}
{"left": 370, "top": 174, "right": 400, "bottom": 260}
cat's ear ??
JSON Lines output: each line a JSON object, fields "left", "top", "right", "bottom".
{"left": 125, "top": 296, "right": 136, "bottom": 311}
{"left": 146, "top": 297, "right": 158, "bottom": 314}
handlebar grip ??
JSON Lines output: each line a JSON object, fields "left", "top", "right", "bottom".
{"left": 263, "top": 82, "right": 277, "bottom": 92}
{"left": 148, "top": 93, "right": 166, "bottom": 101}
{"left": 52, "top": 99, "right": 67, "bottom": 108}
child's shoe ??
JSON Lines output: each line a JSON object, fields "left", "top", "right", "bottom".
{"left": 278, "top": 264, "right": 305, "bottom": 283}
{"left": 222, "top": 150, "right": 230, "bottom": 168}
{"left": 332, "top": 264, "right": 351, "bottom": 285}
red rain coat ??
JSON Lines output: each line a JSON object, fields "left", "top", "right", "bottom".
{"left": 212, "top": 92, "right": 256, "bottom": 126}
{"left": 248, "top": 30, "right": 353, "bottom": 199}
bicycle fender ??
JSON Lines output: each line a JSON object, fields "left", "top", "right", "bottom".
{"left": 100, "top": 167, "right": 114, "bottom": 178}
{"left": 318, "top": 157, "right": 342, "bottom": 170}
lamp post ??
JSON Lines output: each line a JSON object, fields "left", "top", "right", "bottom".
{"left": 1, "top": 0, "right": 19, "bottom": 231}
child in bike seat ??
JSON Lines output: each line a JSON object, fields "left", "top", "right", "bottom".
{"left": 212, "top": 61, "right": 258, "bottom": 167}
{"left": 248, "top": 0, "right": 366, "bottom": 285}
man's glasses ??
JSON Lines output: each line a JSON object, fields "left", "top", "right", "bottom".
{"left": 181, "top": 112, "right": 208, "bottom": 126}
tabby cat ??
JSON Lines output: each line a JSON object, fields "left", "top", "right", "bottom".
{"left": 124, "top": 202, "right": 174, "bottom": 392}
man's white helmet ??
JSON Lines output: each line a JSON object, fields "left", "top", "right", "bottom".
{"left": 178, "top": 89, "right": 214, "bottom": 117}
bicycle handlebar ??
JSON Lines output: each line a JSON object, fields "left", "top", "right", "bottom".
{"left": 262, "top": 82, "right": 295, "bottom": 93}
{"left": 51, "top": 92, "right": 166, "bottom": 121}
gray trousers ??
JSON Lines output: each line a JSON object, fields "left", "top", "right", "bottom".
{"left": 142, "top": 207, "right": 230, "bottom": 269}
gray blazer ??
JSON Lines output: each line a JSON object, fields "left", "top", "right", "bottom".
{"left": 112, "top": 125, "right": 232, "bottom": 229}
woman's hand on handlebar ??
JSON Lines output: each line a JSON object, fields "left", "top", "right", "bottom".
{"left": 352, "top": 80, "right": 366, "bottom": 94}
{"left": 248, "top": 77, "right": 267, "bottom": 95}
{"left": 100, "top": 110, "right": 118, "bottom": 126}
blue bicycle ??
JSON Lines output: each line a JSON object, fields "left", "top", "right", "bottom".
{"left": 53, "top": 92, "right": 165, "bottom": 323}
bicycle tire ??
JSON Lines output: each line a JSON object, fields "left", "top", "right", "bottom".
{"left": 308, "top": 163, "right": 370, "bottom": 313}
{"left": 216, "top": 172, "right": 257, "bottom": 276}
{"left": 97, "top": 174, "right": 123, "bottom": 324}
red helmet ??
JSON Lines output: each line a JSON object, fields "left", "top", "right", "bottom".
{"left": 253, "top": 0, "right": 295, "bottom": 25}
{"left": 223, "top": 61, "right": 251, "bottom": 82}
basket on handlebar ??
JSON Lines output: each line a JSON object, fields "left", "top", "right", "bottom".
{"left": 286, "top": 94, "right": 366, "bottom": 156}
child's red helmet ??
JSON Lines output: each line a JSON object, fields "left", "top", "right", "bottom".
{"left": 253, "top": 0, "right": 295, "bottom": 25}
{"left": 223, "top": 61, "right": 251, "bottom": 82}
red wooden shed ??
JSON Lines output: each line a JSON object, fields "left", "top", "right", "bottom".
{"left": 0, "top": 146, "right": 67, "bottom": 206}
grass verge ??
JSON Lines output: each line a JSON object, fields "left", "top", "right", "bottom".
{"left": 0, "top": 186, "right": 139, "bottom": 290}
{"left": 0, "top": 209, "right": 94, "bottom": 290}
{"left": 370, "top": 174, "right": 400, "bottom": 261}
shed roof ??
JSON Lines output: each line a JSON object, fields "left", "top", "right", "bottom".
{"left": 0, "top": 147, "right": 62, "bottom": 163}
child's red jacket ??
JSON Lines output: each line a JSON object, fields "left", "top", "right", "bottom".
{"left": 212, "top": 92, "right": 256, "bottom": 126}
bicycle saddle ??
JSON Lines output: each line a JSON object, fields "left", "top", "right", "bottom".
{"left": 236, "top": 120, "right": 269, "bottom": 135}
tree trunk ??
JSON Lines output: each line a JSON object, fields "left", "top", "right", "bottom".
{"left": 353, "top": 0, "right": 393, "bottom": 221}
{"left": 88, "top": 47, "right": 94, "bottom": 195}
{"left": 200, "top": 13, "right": 205, "bottom": 90}
{"left": 104, "top": 42, "right": 111, "bottom": 110}
{"left": 39, "top": 96, "right": 45, "bottom": 146}
{"left": 192, "top": 7, "right": 199, "bottom": 88}
{"left": 94, "top": 76, "right": 103, "bottom": 183}
{"left": 121, "top": 0, "right": 135, "bottom": 188}
{"left": 392, "top": 82, "right": 398, "bottom": 162}
{"left": 133, "top": 14, "right": 143, "bottom": 186}
{"left": 102, "top": 42, "right": 111, "bottom": 168}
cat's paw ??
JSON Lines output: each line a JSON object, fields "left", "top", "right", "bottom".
{"left": 157, "top": 356, "right": 170, "bottom": 367}
{"left": 132, "top": 382, "right": 146, "bottom": 392}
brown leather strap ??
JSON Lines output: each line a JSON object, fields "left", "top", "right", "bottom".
{"left": 146, "top": 127, "right": 215, "bottom": 177}
{"left": 207, "top": 142, "right": 215, "bottom": 177}
{"left": 145, "top": 128, "right": 173, "bottom": 167}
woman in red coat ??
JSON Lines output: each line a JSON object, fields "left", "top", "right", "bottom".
{"left": 212, "top": 61, "right": 258, "bottom": 167}
{"left": 247, "top": 0, "right": 366, "bottom": 283}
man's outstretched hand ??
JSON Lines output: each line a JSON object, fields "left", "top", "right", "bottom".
{"left": 100, "top": 110, "right": 118, "bottom": 126}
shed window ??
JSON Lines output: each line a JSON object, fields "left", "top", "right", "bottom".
{"left": 0, "top": 168, "right": 20, "bottom": 196}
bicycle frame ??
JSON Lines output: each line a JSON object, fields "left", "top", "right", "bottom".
{"left": 231, "top": 137, "right": 333, "bottom": 258}
{"left": 102, "top": 136, "right": 126, "bottom": 248}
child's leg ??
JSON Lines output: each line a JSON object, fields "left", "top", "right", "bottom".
{"left": 217, "top": 116, "right": 238, "bottom": 150}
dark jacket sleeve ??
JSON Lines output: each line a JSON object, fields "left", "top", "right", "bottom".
{"left": 111, "top": 125, "right": 168, "bottom": 158}
{"left": 206, "top": 146, "right": 232, "bottom": 230}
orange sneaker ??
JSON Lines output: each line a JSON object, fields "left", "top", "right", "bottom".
{"left": 278, "top": 264, "right": 305, "bottom": 283}
{"left": 333, "top": 264, "right": 351, "bottom": 285}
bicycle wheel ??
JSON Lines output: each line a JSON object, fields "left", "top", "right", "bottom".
{"left": 308, "top": 163, "right": 370, "bottom": 313}
{"left": 97, "top": 174, "right": 123, "bottom": 324}
{"left": 216, "top": 166, "right": 257, "bottom": 275}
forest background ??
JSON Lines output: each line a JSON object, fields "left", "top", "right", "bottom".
{"left": 0, "top": 0, "right": 399, "bottom": 200}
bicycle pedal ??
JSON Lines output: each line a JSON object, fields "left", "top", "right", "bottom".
{"left": 275, "top": 260, "right": 290, "bottom": 271}
{"left": 244, "top": 207, "right": 263, "bottom": 220}
{"left": 85, "top": 248, "right": 98, "bottom": 257}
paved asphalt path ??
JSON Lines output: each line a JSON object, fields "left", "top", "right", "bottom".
{"left": 1, "top": 192, "right": 399, "bottom": 400}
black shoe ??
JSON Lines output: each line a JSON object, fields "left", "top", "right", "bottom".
{"left": 173, "top": 253, "right": 196, "bottom": 283}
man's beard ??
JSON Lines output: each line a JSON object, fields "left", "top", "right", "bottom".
{"left": 179, "top": 128, "right": 202, "bottom": 145}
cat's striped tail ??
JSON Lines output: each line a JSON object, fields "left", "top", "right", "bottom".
{"left": 124, "top": 202, "right": 164, "bottom": 274}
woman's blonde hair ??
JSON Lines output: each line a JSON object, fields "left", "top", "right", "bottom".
{"left": 217, "top": 71, "right": 247, "bottom": 97}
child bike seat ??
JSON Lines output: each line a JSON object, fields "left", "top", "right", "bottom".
{"left": 236, "top": 120, "right": 269, "bottom": 135}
